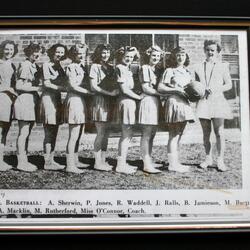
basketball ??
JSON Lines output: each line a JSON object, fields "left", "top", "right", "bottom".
{"left": 184, "top": 81, "right": 205, "bottom": 102}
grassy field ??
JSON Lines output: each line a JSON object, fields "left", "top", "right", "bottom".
{"left": 0, "top": 141, "right": 242, "bottom": 190}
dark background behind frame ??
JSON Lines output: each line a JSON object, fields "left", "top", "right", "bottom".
{"left": 1, "top": 0, "right": 250, "bottom": 246}
{"left": 0, "top": 0, "right": 249, "bottom": 17}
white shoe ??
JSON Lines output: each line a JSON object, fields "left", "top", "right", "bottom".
{"left": 217, "top": 158, "right": 228, "bottom": 172}
{"left": 168, "top": 164, "right": 190, "bottom": 173}
{"left": 74, "top": 153, "right": 89, "bottom": 168}
{"left": 94, "top": 164, "right": 113, "bottom": 172}
{"left": 150, "top": 157, "right": 162, "bottom": 168}
{"left": 152, "top": 163, "right": 163, "bottom": 168}
{"left": 116, "top": 157, "right": 137, "bottom": 174}
{"left": 17, "top": 155, "right": 37, "bottom": 172}
{"left": 200, "top": 156, "right": 213, "bottom": 169}
{"left": 65, "top": 154, "right": 84, "bottom": 174}
{"left": 44, "top": 153, "right": 65, "bottom": 171}
{"left": 143, "top": 156, "right": 161, "bottom": 174}
{"left": 0, "top": 145, "right": 12, "bottom": 171}
{"left": 94, "top": 151, "right": 112, "bottom": 171}
{"left": 116, "top": 165, "right": 137, "bottom": 174}
{"left": 0, "top": 161, "right": 12, "bottom": 171}
{"left": 101, "top": 151, "right": 113, "bottom": 169}
{"left": 168, "top": 153, "right": 190, "bottom": 173}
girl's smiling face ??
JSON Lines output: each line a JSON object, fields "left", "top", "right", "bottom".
{"left": 101, "top": 49, "right": 110, "bottom": 62}
{"left": 3, "top": 43, "right": 15, "bottom": 60}
{"left": 204, "top": 44, "right": 218, "bottom": 62}
{"left": 149, "top": 51, "right": 161, "bottom": 65}
{"left": 76, "top": 48, "right": 86, "bottom": 63}
{"left": 53, "top": 46, "right": 65, "bottom": 62}
{"left": 122, "top": 51, "right": 135, "bottom": 66}
{"left": 29, "top": 50, "right": 41, "bottom": 63}
{"left": 176, "top": 52, "right": 186, "bottom": 66}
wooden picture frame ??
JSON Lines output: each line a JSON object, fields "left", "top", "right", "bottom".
{"left": 0, "top": 17, "right": 249, "bottom": 234}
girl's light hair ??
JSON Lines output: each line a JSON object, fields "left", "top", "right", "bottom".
{"left": 115, "top": 46, "right": 140, "bottom": 63}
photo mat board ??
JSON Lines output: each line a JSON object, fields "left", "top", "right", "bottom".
{"left": 0, "top": 28, "right": 249, "bottom": 231}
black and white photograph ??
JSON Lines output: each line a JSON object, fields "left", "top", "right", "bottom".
{"left": 0, "top": 28, "right": 249, "bottom": 228}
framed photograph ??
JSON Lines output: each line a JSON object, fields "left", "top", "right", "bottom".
{"left": 0, "top": 18, "right": 249, "bottom": 233}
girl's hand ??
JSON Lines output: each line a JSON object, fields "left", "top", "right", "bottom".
{"left": 37, "top": 86, "right": 43, "bottom": 92}
{"left": 58, "top": 85, "right": 65, "bottom": 92}
{"left": 110, "top": 89, "right": 119, "bottom": 96}
{"left": 87, "top": 90, "right": 95, "bottom": 95}
{"left": 139, "top": 93, "right": 145, "bottom": 100}
{"left": 8, "top": 87, "right": 17, "bottom": 96}
{"left": 205, "top": 88, "right": 212, "bottom": 99}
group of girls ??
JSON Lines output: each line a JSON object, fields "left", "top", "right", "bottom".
{"left": 0, "top": 38, "right": 233, "bottom": 174}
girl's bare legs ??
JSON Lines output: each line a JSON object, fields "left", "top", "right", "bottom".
{"left": 100, "top": 125, "right": 113, "bottom": 168}
{"left": 167, "top": 122, "right": 189, "bottom": 173}
{"left": 212, "top": 118, "right": 227, "bottom": 171}
{"left": 0, "top": 122, "right": 12, "bottom": 171}
{"left": 140, "top": 125, "right": 161, "bottom": 173}
{"left": 93, "top": 122, "right": 112, "bottom": 171}
{"left": 66, "top": 124, "right": 84, "bottom": 173}
{"left": 148, "top": 126, "right": 162, "bottom": 168}
{"left": 74, "top": 124, "right": 88, "bottom": 168}
{"left": 116, "top": 124, "right": 137, "bottom": 174}
{"left": 16, "top": 121, "right": 37, "bottom": 172}
{"left": 43, "top": 124, "right": 64, "bottom": 170}
{"left": 199, "top": 118, "right": 213, "bottom": 169}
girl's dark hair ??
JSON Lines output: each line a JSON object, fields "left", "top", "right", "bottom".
{"left": 142, "top": 45, "right": 164, "bottom": 65}
{"left": 166, "top": 46, "right": 190, "bottom": 68}
{"left": 0, "top": 40, "right": 18, "bottom": 59}
{"left": 91, "top": 44, "right": 112, "bottom": 63}
{"left": 203, "top": 39, "right": 222, "bottom": 53}
{"left": 23, "top": 42, "right": 45, "bottom": 58}
{"left": 68, "top": 43, "right": 88, "bottom": 62}
{"left": 115, "top": 46, "right": 140, "bottom": 64}
{"left": 47, "top": 43, "right": 68, "bottom": 61}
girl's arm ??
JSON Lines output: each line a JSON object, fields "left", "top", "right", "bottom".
{"left": 222, "top": 63, "right": 233, "bottom": 92}
{"left": 140, "top": 66, "right": 160, "bottom": 96}
{"left": 119, "top": 82, "right": 142, "bottom": 100}
{"left": 43, "top": 79, "right": 64, "bottom": 91}
{"left": 158, "top": 68, "right": 185, "bottom": 95}
{"left": 67, "top": 66, "right": 92, "bottom": 95}
{"left": 90, "top": 78, "right": 117, "bottom": 96}
{"left": 158, "top": 81, "right": 185, "bottom": 95}
{"left": 89, "top": 64, "right": 117, "bottom": 96}
{"left": 0, "top": 85, "right": 14, "bottom": 92}
{"left": 43, "top": 63, "right": 64, "bottom": 91}
{"left": 70, "top": 82, "right": 91, "bottom": 95}
{"left": 142, "top": 82, "right": 160, "bottom": 96}
{"left": 15, "top": 79, "right": 40, "bottom": 92}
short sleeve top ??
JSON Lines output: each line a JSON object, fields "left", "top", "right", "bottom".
{"left": 43, "top": 61, "right": 67, "bottom": 88}
{"left": 139, "top": 64, "right": 163, "bottom": 90}
{"left": 89, "top": 63, "right": 115, "bottom": 92}
{"left": 0, "top": 59, "right": 16, "bottom": 89}
{"left": 161, "top": 66, "right": 192, "bottom": 88}
{"left": 17, "top": 59, "right": 40, "bottom": 86}
{"left": 66, "top": 63, "right": 88, "bottom": 88}
{"left": 115, "top": 64, "right": 134, "bottom": 90}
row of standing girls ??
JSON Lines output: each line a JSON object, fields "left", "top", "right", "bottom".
{"left": 0, "top": 39, "right": 233, "bottom": 174}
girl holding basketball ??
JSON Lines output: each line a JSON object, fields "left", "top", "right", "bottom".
{"left": 193, "top": 40, "right": 233, "bottom": 171}
{"left": 158, "top": 46, "right": 194, "bottom": 173}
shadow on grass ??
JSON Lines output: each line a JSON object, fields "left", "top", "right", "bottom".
{"left": 3, "top": 155, "right": 219, "bottom": 172}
